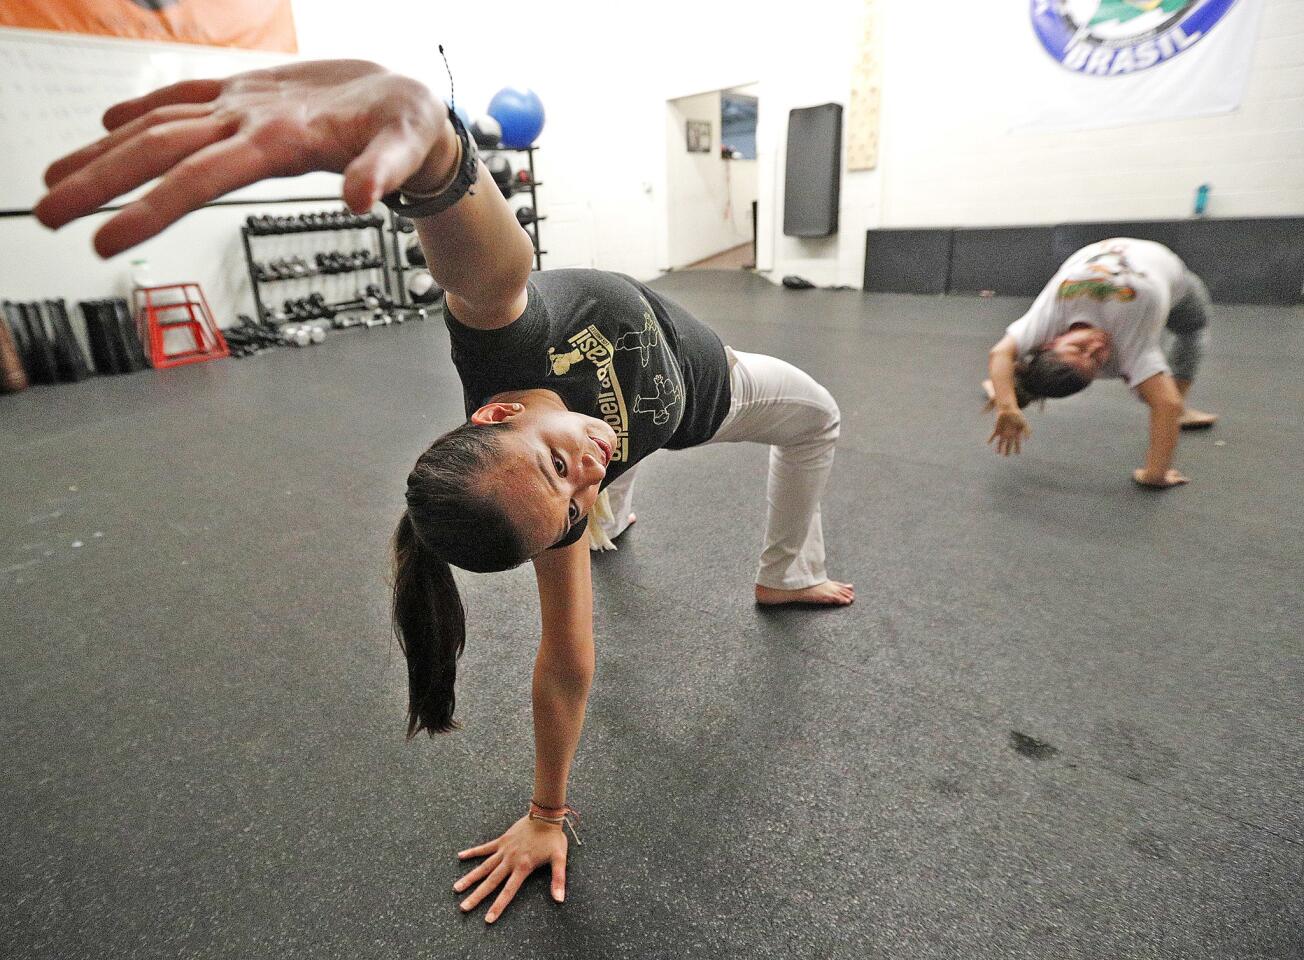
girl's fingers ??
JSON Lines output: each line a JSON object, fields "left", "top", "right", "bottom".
{"left": 36, "top": 117, "right": 230, "bottom": 230}
{"left": 550, "top": 853, "right": 566, "bottom": 903}
{"left": 101, "top": 78, "right": 224, "bottom": 131}
{"left": 92, "top": 135, "right": 271, "bottom": 257}
{"left": 460, "top": 862, "right": 511, "bottom": 912}
{"left": 44, "top": 103, "right": 217, "bottom": 189}
{"left": 484, "top": 869, "right": 530, "bottom": 923}
{"left": 452, "top": 851, "right": 501, "bottom": 892}
{"left": 457, "top": 839, "right": 498, "bottom": 860}
{"left": 341, "top": 126, "right": 437, "bottom": 214}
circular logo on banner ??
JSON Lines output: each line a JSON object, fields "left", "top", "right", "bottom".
{"left": 1031, "top": 0, "right": 1239, "bottom": 76}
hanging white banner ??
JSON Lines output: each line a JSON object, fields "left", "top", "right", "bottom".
{"left": 1017, "top": 0, "right": 1266, "bottom": 132}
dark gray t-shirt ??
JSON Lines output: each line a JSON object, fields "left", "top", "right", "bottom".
{"left": 445, "top": 268, "right": 731, "bottom": 545}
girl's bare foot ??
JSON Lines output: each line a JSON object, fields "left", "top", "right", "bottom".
{"left": 1179, "top": 408, "right": 1218, "bottom": 430}
{"left": 755, "top": 580, "right": 855, "bottom": 607}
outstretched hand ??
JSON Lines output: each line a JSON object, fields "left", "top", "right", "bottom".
{"left": 453, "top": 815, "right": 569, "bottom": 924}
{"left": 988, "top": 408, "right": 1030, "bottom": 456}
{"left": 34, "top": 59, "right": 452, "bottom": 258}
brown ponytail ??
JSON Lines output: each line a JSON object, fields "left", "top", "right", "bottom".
{"left": 392, "top": 510, "right": 467, "bottom": 736}
{"left": 390, "top": 421, "right": 529, "bottom": 736}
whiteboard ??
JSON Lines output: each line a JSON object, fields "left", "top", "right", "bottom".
{"left": 0, "top": 27, "right": 342, "bottom": 212}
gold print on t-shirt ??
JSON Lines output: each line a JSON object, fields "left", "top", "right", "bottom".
{"left": 547, "top": 346, "right": 584, "bottom": 375}
{"left": 553, "top": 325, "right": 631, "bottom": 463}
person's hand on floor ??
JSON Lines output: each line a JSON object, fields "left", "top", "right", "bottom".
{"left": 988, "top": 408, "right": 1030, "bottom": 456}
{"left": 453, "top": 815, "right": 569, "bottom": 923}
{"left": 35, "top": 59, "right": 452, "bottom": 257}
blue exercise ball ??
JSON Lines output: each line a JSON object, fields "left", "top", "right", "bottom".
{"left": 487, "top": 87, "right": 545, "bottom": 149}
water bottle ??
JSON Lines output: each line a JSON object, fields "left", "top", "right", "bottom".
{"left": 129, "top": 258, "right": 153, "bottom": 291}
{"left": 1193, "top": 183, "right": 1210, "bottom": 217}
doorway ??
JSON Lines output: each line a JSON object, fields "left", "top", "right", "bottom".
{"left": 664, "top": 84, "right": 758, "bottom": 271}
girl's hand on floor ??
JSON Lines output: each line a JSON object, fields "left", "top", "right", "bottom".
{"left": 35, "top": 59, "right": 452, "bottom": 258}
{"left": 453, "top": 815, "right": 569, "bottom": 923}
{"left": 988, "top": 408, "right": 1030, "bottom": 456}
{"left": 1133, "top": 468, "right": 1189, "bottom": 489}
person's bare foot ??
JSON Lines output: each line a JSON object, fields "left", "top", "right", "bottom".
{"left": 755, "top": 580, "right": 855, "bottom": 607}
{"left": 1180, "top": 408, "right": 1218, "bottom": 430}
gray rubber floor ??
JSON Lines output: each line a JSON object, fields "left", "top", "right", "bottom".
{"left": 2, "top": 271, "right": 1301, "bottom": 960}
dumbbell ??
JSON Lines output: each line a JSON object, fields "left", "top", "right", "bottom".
{"left": 281, "top": 323, "right": 311, "bottom": 347}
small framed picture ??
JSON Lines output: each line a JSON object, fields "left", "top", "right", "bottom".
{"left": 686, "top": 120, "right": 712, "bottom": 153}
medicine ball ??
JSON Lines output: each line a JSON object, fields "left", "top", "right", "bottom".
{"left": 471, "top": 115, "right": 502, "bottom": 149}
{"left": 407, "top": 270, "right": 443, "bottom": 305}
{"left": 405, "top": 239, "right": 426, "bottom": 266}
{"left": 515, "top": 205, "right": 536, "bottom": 225}
{"left": 487, "top": 87, "right": 546, "bottom": 149}
{"left": 486, "top": 155, "right": 514, "bottom": 199}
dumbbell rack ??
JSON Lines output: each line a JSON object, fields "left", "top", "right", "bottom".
{"left": 499, "top": 145, "right": 547, "bottom": 272}
{"left": 386, "top": 212, "right": 421, "bottom": 308}
{"left": 240, "top": 210, "right": 393, "bottom": 324}
{"left": 387, "top": 144, "right": 547, "bottom": 307}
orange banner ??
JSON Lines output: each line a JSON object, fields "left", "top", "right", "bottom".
{"left": 0, "top": 0, "right": 297, "bottom": 53}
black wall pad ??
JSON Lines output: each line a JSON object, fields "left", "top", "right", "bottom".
{"left": 868, "top": 218, "right": 1304, "bottom": 304}
{"left": 1163, "top": 218, "right": 1304, "bottom": 305}
{"left": 949, "top": 227, "right": 1059, "bottom": 297}
{"left": 1050, "top": 221, "right": 1180, "bottom": 266}
{"left": 783, "top": 103, "right": 843, "bottom": 238}
{"left": 863, "top": 229, "right": 953, "bottom": 294}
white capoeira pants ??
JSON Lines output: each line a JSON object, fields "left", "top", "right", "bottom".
{"left": 591, "top": 347, "right": 840, "bottom": 591}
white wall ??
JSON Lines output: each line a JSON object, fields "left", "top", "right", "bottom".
{"left": 4, "top": 0, "right": 1299, "bottom": 320}
{"left": 293, "top": 0, "right": 773, "bottom": 282}
{"left": 755, "top": 0, "right": 878, "bottom": 288}
{"left": 877, "top": 0, "right": 1304, "bottom": 226}
{"left": 727, "top": 160, "right": 758, "bottom": 249}
{"left": 665, "top": 91, "right": 757, "bottom": 269}
{"left": 0, "top": 28, "right": 335, "bottom": 325}
{"left": 1, "top": 0, "right": 774, "bottom": 324}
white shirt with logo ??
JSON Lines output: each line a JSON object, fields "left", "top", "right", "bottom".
{"left": 1005, "top": 238, "right": 1190, "bottom": 389}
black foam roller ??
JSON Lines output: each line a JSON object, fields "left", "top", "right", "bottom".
{"left": 19, "top": 302, "right": 58, "bottom": 384}
{"left": 40, "top": 300, "right": 89, "bottom": 383}
{"left": 48, "top": 299, "right": 92, "bottom": 380}
{"left": 111, "top": 298, "right": 150, "bottom": 370}
{"left": 80, "top": 301, "right": 115, "bottom": 374}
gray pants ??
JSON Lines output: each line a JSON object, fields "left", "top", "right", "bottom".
{"left": 1164, "top": 270, "right": 1212, "bottom": 383}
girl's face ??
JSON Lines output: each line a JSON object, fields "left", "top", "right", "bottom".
{"left": 1048, "top": 323, "right": 1112, "bottom": 379}
{"left": 470, "top": 403, "right": 618, "bottom": 555}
